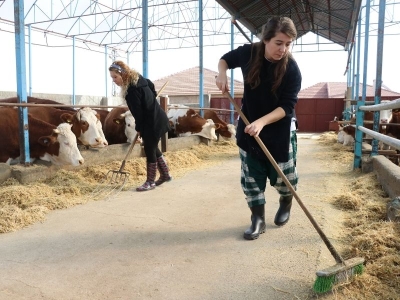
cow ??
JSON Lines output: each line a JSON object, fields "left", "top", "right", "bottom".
{"left": 337, "top": 127, "right": 345, "bottom": 144}
{"left": 386, "top": 110, "right": 400, "bottom": 139}
{"left": 103, "top": 107, "right": 139, "bottom": 145}
{"left": 341, "top": 125, "right": 355, "bottom": 146}
{"left": 0, "top": 96, "right": 76, "bottom": 112}
{"left": 196, "top": 109, "right": 236, "bottom": 140}
{"left": 27, "top": 106, "right": 108, "bottom": 148}
{"left": 0, "top": 107, "right": 84, "bottom": 166}
{"left": 167, "top": 104, "right": 220, "bottom": 140}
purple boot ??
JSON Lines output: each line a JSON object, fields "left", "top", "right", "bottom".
{"left": 155, "top": 155, "right": 172, "bottom": 186}
{"left": 136, "top": 162, "right": 157, "bottom": 192}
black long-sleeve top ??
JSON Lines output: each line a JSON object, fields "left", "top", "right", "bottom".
{"left": 221, "top": 43, "right": 302, "bottom": 162}
{"left": 125, "top": 75, "right": 170, "bottom": 139}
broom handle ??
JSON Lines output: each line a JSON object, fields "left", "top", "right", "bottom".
{"left": 118, "top": 80, "right": 170, "bottom": 172}
{"left": 225, "top": 92, "right": 346, "bottom": 264}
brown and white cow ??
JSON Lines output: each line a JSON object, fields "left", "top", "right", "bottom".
{"left": 0, "top": 107, "right": 84, "bottom": 166}
{"left": 103, "top": 107, "right": 139, "bottom": 145}
{"left": 386, "top": 110, "right": 400, "bottom": 139}
{"left": 340, "top": 125, "right": 356, "bottom": 146}
{"left": 28, "top": 106, "right": 108, "bottom": 148}
{"left": 202, "top": 109, "right": 236, "bottom": 140}
{"left": 167, "top": 104, "right": 220, "bottom": 140}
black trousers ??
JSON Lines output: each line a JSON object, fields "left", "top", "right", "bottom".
{"left": 142, "top": 136, "right": 162, "bottom": 163}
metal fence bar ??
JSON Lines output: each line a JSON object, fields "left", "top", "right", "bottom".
{"left": 359, "top": 98, "right": 400, "bottom": 111}
{"left": 358, "top": 126, "right": 400, "bottom": 151}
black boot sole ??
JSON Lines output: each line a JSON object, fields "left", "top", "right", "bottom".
{"left": 274, "top": 217, "right": 290, "bottom": 226}
{"left": 243, "top": 225, "right": 266, "bottom": 240}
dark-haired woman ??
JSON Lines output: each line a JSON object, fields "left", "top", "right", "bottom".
{"left": 215, "top": 16, "right": 302, "bottom": 240}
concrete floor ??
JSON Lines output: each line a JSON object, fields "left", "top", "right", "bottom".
{"left": 0, "top": 134, "right": 346, "bottom": 300}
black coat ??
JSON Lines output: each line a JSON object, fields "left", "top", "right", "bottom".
{"left": 125, "top": 75, "right": 170, "bottom": 139}
{"left": 221, "top": 44, "right": 302, "bottom": 162}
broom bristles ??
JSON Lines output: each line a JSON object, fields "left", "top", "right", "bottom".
{"left": 313, "top": 263, "right": 365, "bottom": 294}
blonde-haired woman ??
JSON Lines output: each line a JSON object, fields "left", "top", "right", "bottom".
{"left": 109, "top": 61, "right": 172, "bottom": 191}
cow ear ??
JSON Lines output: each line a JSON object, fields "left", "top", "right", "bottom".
{"left": 38, "top": 136, "right": 51, "bottom": 147}
{"left": 61, "top": 113, "right": 74, "bottom": 123}
{"left": 113, "top": 118, "right": 122, "bottom": 125}
{"left": 215, "top": 123, "right": 222, "bottom": 129}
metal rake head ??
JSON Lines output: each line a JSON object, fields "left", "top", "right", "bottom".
{"left": 106, "top": 170, "right": 130, "bottom": 185}
{"left": 90, "top": 170, "right": 131, "bottom": 200}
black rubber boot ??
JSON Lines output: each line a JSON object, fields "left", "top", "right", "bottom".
{"left": 155, "top": 155, "right": 172, "bottom": 186}
{"left": 136, "top": 162, "right": 157, "bottom": 192}
{"left": 274, "top": 195, "right": 293, "bottom": 226}
{"left": 243, "top": 205, "right": 266, "bottom": 240}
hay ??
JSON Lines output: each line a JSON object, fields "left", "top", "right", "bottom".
{"left": 0, "top": 139, "right": 238, "bottom": 233}
{"left": 317, "top": 131, "right": 400, "bottom": 299}
{"left": 0, "top": 205, "right": 48, "bottom": 233}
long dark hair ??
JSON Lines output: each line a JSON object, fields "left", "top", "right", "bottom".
{"left": 246, "top": 16, "right": 297, "bottom": 92}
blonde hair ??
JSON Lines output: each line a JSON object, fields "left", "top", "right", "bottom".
{"left": 109, "top": 60, "right": 140, "bottom": 97}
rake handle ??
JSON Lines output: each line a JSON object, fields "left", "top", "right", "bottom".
{"left": 225, "top": 92, "right": 346, "bottom": 264}
{"left": 119, "top": 133, "right": 139, "bottom": 172}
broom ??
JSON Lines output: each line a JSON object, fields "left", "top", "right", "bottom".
{"left": 224, "top": 91, "right": 365, "bottom": 294}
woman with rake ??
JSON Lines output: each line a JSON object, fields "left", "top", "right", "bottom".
{"left": 109, "top": 61, "right": 172, "bottom": 192}
{"left": 215, "top": 16, "right": 302, "bottom": 240}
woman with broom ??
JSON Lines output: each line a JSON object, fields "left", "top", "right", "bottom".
{"left": 215, "top": 16, "right": 302, "bottom": 240}
{"left": 109, "top": 61, "right": 172, "bottom": 191}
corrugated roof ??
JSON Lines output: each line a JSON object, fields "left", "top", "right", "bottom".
{"left": 216, "top": 0, "right": 362, "bottom": 50}
{"left": 152, "top": 67, "right": 244, "bottom": 97}
{"left": 2, "top": 1, "right": 362, "bottom": 53}
{"left": 299, "top": 82, "right": 400, "bottom": 99}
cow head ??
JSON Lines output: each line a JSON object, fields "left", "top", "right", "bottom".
{"left": 61, "top": 107, "right": 108, "bottom": 148}
{"left": 120, "top": 111, "right": 139, "bottom": 143}
{"left": 193, "top": 119, "right": 220, "bottom": 141}
{"left": 218, "top": 123, "right": 237, "bottom": 140}
{"left": 38, "top": 123, "right": 84, "bottom": 166}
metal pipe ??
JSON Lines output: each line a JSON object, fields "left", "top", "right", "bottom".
{"left": 371, "top": 0, "right": 387, "bottom": 156}
{"left": 199, "top": 0, "right": 204, "bottom": 114}
{"left": 354, "top": 2, "right": 371, "bottom": 169}
{"left": 72, "top": 36, "right": 76, "bottom": 105}
{"left": 14, "top": 0, "right": 31, "bottom": 165}
{"left": 358, "top": 126, "right": 400, "bottom": 151}
{"left": 359, "top": 98, "right": 400, "bottom": 111}
{"left": 142, "top": 0, "right": 148, "bottom": 78}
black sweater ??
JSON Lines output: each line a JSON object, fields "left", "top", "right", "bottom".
{"left": 221, "top": 43, "right": 302, "bottom": 162}
{"left": 125, "top": 75, "right": 170, "bottom": 139}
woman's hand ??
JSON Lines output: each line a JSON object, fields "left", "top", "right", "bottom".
{"left": 215, "top": 74, "right": 229, "bottom": 93}
{"left": 244, "top": 119, "right": 266, "bottom": 137}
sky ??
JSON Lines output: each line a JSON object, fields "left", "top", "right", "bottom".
{"left": 0, "top": 1, "right": 399, "bottom": 97}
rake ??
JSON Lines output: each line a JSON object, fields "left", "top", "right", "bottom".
{"left": 224, "top": 91, "right": 365, "bottom": 294}
{"left": 91, "top": 133, "right": 140, "bottom": 199}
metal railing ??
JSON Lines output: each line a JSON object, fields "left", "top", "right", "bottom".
{"left": 354, "top": 98, "right": 400, "bottom": 168}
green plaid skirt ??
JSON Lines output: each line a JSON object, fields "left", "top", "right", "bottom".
{"left": 240, "top": 131, "right": 298, "bottom": 208}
